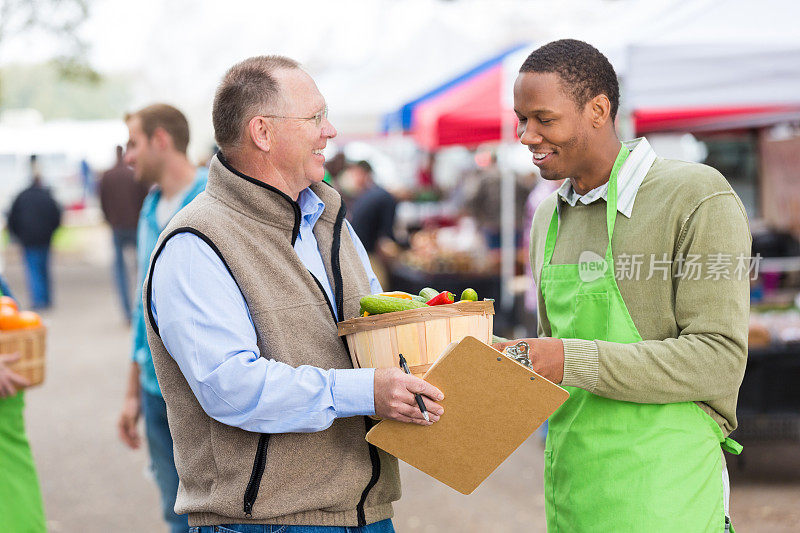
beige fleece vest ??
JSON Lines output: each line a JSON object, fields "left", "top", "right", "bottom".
{"left": 143, "top": 154, "right": 400, "bottom": 527}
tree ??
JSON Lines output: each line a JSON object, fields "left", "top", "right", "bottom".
{"left": 0, "top": 0, "right": 96, "bottom": 104}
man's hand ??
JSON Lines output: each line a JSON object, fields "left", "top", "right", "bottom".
{"left": 118, "top": 394, "right": 142, "bottom": 449}
{"left": 118, "top": 361, "right": 142, "bottom": 449}
{"left": 374, "top": 368, "right": 444, "bottom": 425}
{"left": 492, "top": 337, "right": 565, "bottom": 384}
{"left": 0, "top": 353, "right": 30, "bottom": 398}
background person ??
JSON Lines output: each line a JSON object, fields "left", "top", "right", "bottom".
{"left": 116, "top": 104, "right": 207, "bottom": 533}
{"left": 0, "top": 275, "right": 47, "bottom": 533}
{"left": 99, "top": 145, "right": 149, "bottom": 324}
{"left": 347, "top": 160, "right": 398, "bottom": 289}
{"left": 7, "top": 155, "right": 62, "bottom": 310}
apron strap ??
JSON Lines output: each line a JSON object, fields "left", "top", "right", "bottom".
{"left": 721, "top": 437, "right": 743, "bottom": 455}
{"left": 604, "top": 145, "right": 629, "bottom": 263}
{"left": 543, "top": 209, "right": 560, "bottom": 266}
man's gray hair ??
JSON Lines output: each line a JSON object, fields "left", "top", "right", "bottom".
{"left": 212, "top": 55, "right": 300, "bottom": 152}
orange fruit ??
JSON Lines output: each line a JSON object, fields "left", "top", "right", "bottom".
{"left": 0, "top": 296, "right": 18, "bottom": 311}
{"left": 18, "top": 311, "right": 42, "bottom": 329}
{"left": 0, "top": 306, "right": 22, "bottom": 330}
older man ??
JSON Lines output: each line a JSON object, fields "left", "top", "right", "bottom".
{"left": 143, "top": 56, "right": 444, "bottom": 533}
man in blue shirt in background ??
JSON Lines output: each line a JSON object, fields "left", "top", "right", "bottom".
{"left": 116, "top": 103, "right": 207, "bottom": 533}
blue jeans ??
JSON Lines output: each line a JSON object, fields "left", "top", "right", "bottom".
{"left": 111, "top": 228, "right": 137, "bottom": 322}
{"left": 22, "top": 246, "right": 51, "bottom": 309}
{"left": 189, "top": 519, "right": 395, "bottom": 533}
{"left": 141, "top": 389, "right": 189, "bottom": 533}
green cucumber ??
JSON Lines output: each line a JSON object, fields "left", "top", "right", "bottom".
{"left": 411, "top": 295, "right": 428, "bottom": 303}
{"left": 360, "top": 295, "right": 429, "bottom": 315}
{"left": 419, "top": 287, "right": 439, "bottom": 301}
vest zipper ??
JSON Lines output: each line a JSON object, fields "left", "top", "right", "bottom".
{"left": 308, "top": 271, "right": 338, "bottom": 323}
{"left": 330, "top": 202, "right": 382, "bottom": 526}
{"left": 331, "top": 202, "right": 347, "bottom": 319}
{"left": 243, "top": 433, "right": 270, "bottom": 517}
{"left": 357, "top": 418, "right": 382, "bottom": 526}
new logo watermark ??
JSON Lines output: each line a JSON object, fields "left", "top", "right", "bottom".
{"left": 576, "top": 251, "right": 762, "bottom": 282}
{"left": 579, "top": 251, "right": 607, "bottom": 282}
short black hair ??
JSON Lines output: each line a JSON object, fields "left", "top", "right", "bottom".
{"left": 351, "top": 160, "right": 372, "bottom": 174}
{"left": 519, "top": 39, "right": 619, "bottom": 121}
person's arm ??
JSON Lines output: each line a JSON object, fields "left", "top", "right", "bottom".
{"left": 118, "top": 211, "right": 148, "bottom": 447}
{"left": 151, "top": 233, "right": 442, "bottom": 433}
{"left": 6, "top": 197, "right": 20, "bottom": 239}
{"left": 345, "top": 220, "right": 382, "bottom": 294}
{"left": 117, "top": 361, "right": 142, "bottom": 449}
{"left": 377, "top": 194, "right": 397, "bottom": 243}
{"left": 98, "top": 176, "right": 112, "bottom": 223}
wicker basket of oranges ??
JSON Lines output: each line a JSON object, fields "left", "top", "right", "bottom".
{"left": 0, "top": 296, "right": 46, "bottom": 388}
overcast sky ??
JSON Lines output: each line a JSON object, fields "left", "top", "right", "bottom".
{"left": 2, "top": 0, "right": 796, "bottom": 157}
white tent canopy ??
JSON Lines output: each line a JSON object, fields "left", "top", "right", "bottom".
{"left": 624, "top": 0, "right": 800, "bottom": 111}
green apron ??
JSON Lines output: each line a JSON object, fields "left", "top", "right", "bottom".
{"left": 0, "top": 391, "right": 47, "bottom": 533}
{"left": 540, "top": 146, "right": 741, "bottom": 532}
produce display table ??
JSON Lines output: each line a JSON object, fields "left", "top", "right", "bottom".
{"left": 388, "top": 264, "right": 501, "bottom": 302}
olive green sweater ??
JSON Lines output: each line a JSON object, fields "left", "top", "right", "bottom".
{"left": 530, "top": 157, "right": 751, "bottom": 436}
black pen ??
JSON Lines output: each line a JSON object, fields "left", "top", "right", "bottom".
{"left": 398, "top": 353, "right": 429, "bottom": 422}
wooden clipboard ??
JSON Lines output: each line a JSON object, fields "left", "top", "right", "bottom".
{"left": 365, "top": 335, "right": 569, "bottom": 494}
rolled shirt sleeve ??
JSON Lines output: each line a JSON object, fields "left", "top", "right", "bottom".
{"left": 150, "top": 232, "right": 375, "bottom": 434}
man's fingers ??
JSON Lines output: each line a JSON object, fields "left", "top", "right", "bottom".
{"left": 0, "top": 378, "right": 14, "bottom": 398}
{"left": 406, "top": 376, "right": 444, "bottom": 402}
{"left": 398, "top": 391, "right": 443, "bottom": 417}
{"left": 118, "top": 415, "right": 140, "bottom": 449}
{"left": 0, "top": 352, "right": 21, "bottom": 364}
{"left": 7, "top": 371, "right": 30, "bottom": 388}
{"left": 393, "top": 407, "right": 434, "bottom": 426}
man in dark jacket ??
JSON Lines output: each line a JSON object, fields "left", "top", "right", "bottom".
{"left": 99, "top": 145, "right": 149, "bottom": 323}
{"left": 7, "top": 155, "right": 62, "bottom": 309}
{"left": 347, "top": 160, "right": 397, "bottom": 288}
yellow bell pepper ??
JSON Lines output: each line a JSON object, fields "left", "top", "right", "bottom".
{"left": 378, "top": 291, "right": 414, "bottom": 300}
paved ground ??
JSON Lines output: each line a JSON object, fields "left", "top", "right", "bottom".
{"left": 4, "top": 228, "right": 800, "bottom": 532}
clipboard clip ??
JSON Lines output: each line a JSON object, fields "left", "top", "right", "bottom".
{"left": 504, "top": 341, "right": 533, "bottom": 371}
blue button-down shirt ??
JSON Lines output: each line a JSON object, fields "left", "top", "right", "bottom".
{"left": 151, "top": 187, "right": 382, "bottom": 433}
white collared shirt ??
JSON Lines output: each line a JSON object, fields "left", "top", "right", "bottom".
{"left": 556, "top": 137, "right": 657, "bottom": 218}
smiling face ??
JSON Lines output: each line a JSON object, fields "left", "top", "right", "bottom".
{"left": 268, "top": 69, "right": 337, "bottom": 191}
{"left": 513, "top": 71, "right": 593, "bottom": 181}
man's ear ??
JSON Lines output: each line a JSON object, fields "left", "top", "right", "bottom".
{"left": 151, "top": 127, "right": 174, "bottom": 150}
{"left": 589, "top": 94, "right": 612, "bottom": 128}
{"left": 248, "top": 116, "right": 272, "bottom": 153}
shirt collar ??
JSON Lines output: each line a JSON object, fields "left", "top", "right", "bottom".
{"left": 556, "top": 137, "right": 657, "bottom": 218}
{"left": 298, "top": 187, "right": 326, "bottom": 229}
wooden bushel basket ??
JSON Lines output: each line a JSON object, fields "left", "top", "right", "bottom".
{"left": 1, "top": 326, "right": 47, "bottom": 388}
{"left": 337, "top": 300, "right": 494, "bottom": 377}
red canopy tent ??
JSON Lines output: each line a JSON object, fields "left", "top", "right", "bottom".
{"left": 412, "top": 65, "right": 515, "bottom": 151}
{"left": 633, "top": 105, "right": 800, "bottom": 135}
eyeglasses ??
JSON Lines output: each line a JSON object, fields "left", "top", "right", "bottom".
{"left": 259, "top": 105, "right": 328, "bottom": 128}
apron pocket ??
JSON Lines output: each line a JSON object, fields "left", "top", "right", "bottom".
{"left": 574, "top": 293, "right": 610, "bottom": 341}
